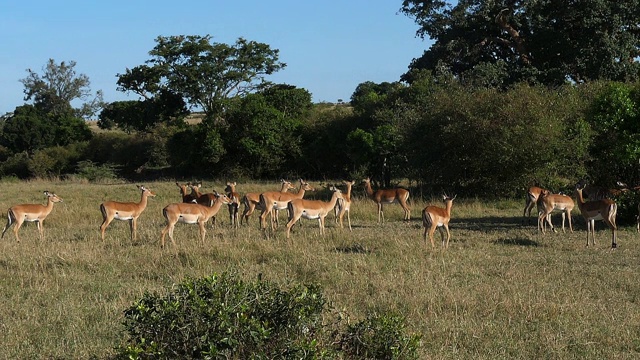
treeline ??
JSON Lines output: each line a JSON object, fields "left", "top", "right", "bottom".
{"left": 1, "top": 75, "right": 639, "bottom": 200}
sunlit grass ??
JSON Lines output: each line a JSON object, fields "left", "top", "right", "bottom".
{"left": 0, "top": 179, "right": 639, "bottom": 358}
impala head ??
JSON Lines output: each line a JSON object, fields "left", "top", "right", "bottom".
{"left": 214, "top": 191, "right": 232, "bottom": 205}
{"left": 300, "top": 180, "right": 315, "bottom": 192}
{"left": 442, "top": 193, "right": 457, "bottom": 202}
{"left": 224, "top": 182, "right": 237, "bottom": 193}
{"left": 343, "top": 180, "right": 355, "bottom": 186}
{"left": 330, "top": 185, "right": 343, "bottom": 197}
{"left": 44, "top": 191, "right": 63, "bottom": 203}
{"left": 189, "top": 182, "right": 202, "bottom": 191}
{"left": 138, "top": 185, "right": 156, "bottom": 198}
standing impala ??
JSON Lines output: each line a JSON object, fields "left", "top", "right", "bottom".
{"left": 335, "top": 180, "right": 355, "bottom": 231}
{"left": 160, "top": 192, "right": 231, "bottom": 248}
{"left": 176, "top": 182, "right": 198, "bottom": 203}
{"left": 362, "top": 178, "right": 410, "bottom": 223}
{"left": 224, "top": 182, "right": 241, "bottom": 229}
{"left": 422, "top": 194, "right": 456, "bottom": 249}
{"left": 575, "top": 182, "right": 618, "bottom": 248}
{"left": 259, "top": 179, "right": 315, "bottom": 231}
{"left": 241, "top": 180, "right": 294, "bottom": 225}
{"left": 286, "top": 186, "right": 343, "bottom": 238}
{"left": 523, "top": 186, "right": 546, "bottom": 225}
{"left": 1, "top": 191, "right": 63, "bottom": 242}
{"left": 99, "top": 185, "right": 156, "bottom": 241}
{"left": 537, "top": 189, "right": 574, "bottom": 234}
{"left": 189, "top": 182, "right": 219, "bottom": 227}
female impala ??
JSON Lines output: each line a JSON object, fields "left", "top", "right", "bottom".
{"left": 363, "top": 178, "right": 410, "bottom": 223}
{"left": 422, "top": 194, "right": 456, "bottom": 249}
{"left": 99, "top": 185, "right": 156, "bottom": 241}
{"left": 189, "top": 182, "right": 220, "bottom": 227}
{"left": 240, "top": 180, "right": 294, "bottom": 225}
{"left": 523, "top": 186, "right": 546, "bottom": 225}
{"left": 259, "top": 179, "right": 315, "bottom": 231}
{"left": 1, "top": 191, "right": 63, "bottom": 242}
{"left": 224, "top": 182, "right": 241, "bottom": 229}
{"left": 176, "top": 182, "right": 198, "bottom": 203}
{"left": 575, "top": 182, "right": 617, "bottom": 248}
{"left": 160, "top": 192, "right": 231, "bottom": 248}
{"left": 286, "top": 186, "right": 343, "bottom": 238}
{"left": 335, "top": 180, "right": 355, "bottom": 231}
{"left": 537, "top": 189, "right": 574, "bottom": 234}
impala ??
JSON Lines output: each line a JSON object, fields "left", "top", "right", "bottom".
{"left": 189, "top": 182, "right": 219, "bottom": 227}
{"left": 160, "top": 192, "right": 231, "bottom": 248}
{"left": 523, "top": 186, "right": 546, "bottom": 225}
{"left": 286, "top": 186, "right": 343, "bottom": 238}
{"left": 176, "top": 182, "right": 198, "bottom": 203}
{"left": 422, "top": 194, "right": 456, "bottom": 249}
{"left": 575, "top": 182, "right": 617, "bottom": 248}
{"left": 224, "top": 182, "right": 241, "bottom": 229}
{"left": 99, "top": 185, "right": 156, "bottom": 241}
{"left": 362, "top": 178, "right": 410, "bottom": 223}
{"left": 1, "top": 191, "right": 63, "bottom": 242}
{"left": 334, "top": 180, "right": 355, "bottom": 231}
{"left": 259, "top": 179, "right": 315, "bottom": 231}
{"left": 536, "top": 189, "right": 574, "bottom": 234}
{"left": 240, "top": 180, "right": 294, "bottom": 225}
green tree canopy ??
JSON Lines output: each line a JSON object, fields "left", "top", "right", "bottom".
{"left": 400, "top": 0, "right": 640, "bottom": 87}
{"left": 116, "top": 35, "right": 286, "bottom": 121}
{"left": 20, "top": 59, "right": 104, "bottom": 119}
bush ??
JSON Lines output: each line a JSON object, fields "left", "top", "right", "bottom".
{"left": 118, "top": 272, "right": 331, "bottom": 359}
{"left": 116, "top": 272, "right": 421, "bottom": 359}
{"left": 337, "top": 313, "right": 421, "bottom": 360}
{"left": 76, "top": 160, "right": 119, "bottom": 182}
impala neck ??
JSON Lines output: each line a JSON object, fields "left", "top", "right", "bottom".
{"left": 345, "top": 184, "right": 353, "bottom": 201}
{"left": 139, "top": 191, "right": 150, "bottom": 208}
{"left": 207, "top": 197, "right": 225, "bottom": 215}
{"left": 445, "top": 200, "right": 453, "bottom": 216}
{"left": 364, "top": 182, "right": 374, "bottom": 197}
{"left": 328, "top": 192, "right": 342, "bottom": 209}
{"left": 575, "top": 188, "right": 587, "bottom": 206}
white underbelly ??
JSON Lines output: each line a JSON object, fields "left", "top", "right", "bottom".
{"left": 23, "top": 216, "right": 40, "bottom": 222}
{"left": 114, "top": 214, "right": 134, "bottom": 220}
{"left": 301, "top": 211, "right": 320, "bottom": 220}
{"left": 588, "top": 214, "right": 605, "bottom": 221}
{"left": 178, "top": 214, "right": 200, "bottom": 224}
{"left": 271, "top": 201, "right": 289, "bottom": 210}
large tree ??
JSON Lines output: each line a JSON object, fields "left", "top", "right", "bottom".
{"left": 400, "top": 0, "right": 640, "bottom": 87}
{"left": 20, "top": 59, "right": 104, "bottom": 119}
{"left": 116, "top": 35, "right": 286, "bottom": 121}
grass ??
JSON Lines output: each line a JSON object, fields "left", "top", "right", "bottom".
{"left": 0, "top": 179, "right": 639, "bottom": 359}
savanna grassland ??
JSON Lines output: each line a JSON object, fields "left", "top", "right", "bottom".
{"left": 0, "top": 179, "right": 639, "bottom": 359}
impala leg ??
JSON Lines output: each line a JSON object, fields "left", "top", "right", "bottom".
{"left": 444, "top": 225, "right": 451, "bottom": 248}
{"left": 286, "top": 214, "right": 302, "bottom": 239}
{"left": 13, "top": 219, "right": 24, "bottom": 243}
{"left": 560, "top": 212, "right": 566, "bottom": 233}
{"left": 131, "top": 218, "right": 138, "bottom": 241}
{"left": 346, "top": 210, "right": 352, "bottom": 231}
{"left": 378, "top": 203, "right": 384, "bottom": 224}
{"left": 428, "top": 225, "right": 437, "bottom": 248}
{"left": 2, "top": 212, "right": 14, "bottom": 240}
{"left": 568, "top": 211, "right": 573, "bottom": 233}
{"left": 319, "top": 217, "right": 325, "bottom": 236}
{"left": 199, "top": 221, "right": 206, "bottom": 243}
{"left": 37, "top": 220, "right": 43, "bottom": 241}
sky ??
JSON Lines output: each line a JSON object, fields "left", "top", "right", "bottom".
{"left": 0, "top": 1, "right": 430, "bottom": 115}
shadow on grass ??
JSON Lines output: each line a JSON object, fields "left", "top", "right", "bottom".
{"left": 493, "top": 237, "right": 541, "bottom": 247}
{"left": 333, "top": 243, "right": 373, "bottom": 254}
{"left": 453, "top": 216, "right": 531, "bottom": 231}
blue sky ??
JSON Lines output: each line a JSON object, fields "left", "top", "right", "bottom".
{"left": 0, "top": 1, "right": 430, "bottom": 115}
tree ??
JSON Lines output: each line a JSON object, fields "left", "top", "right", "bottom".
{"left": 20, "top": 59, "right": 104, "bottom": 119}
{"left": 400, "top": 0, "right": 640, "bottom": 87}
{"left": 117, "top": 35, "right": 286, "bottom": 121}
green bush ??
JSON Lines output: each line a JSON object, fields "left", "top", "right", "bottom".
{"left": 337, "top": 313, "right": 421, "bottom": 360}
{"left": 117, "top": 272, "right": 421, "bottom": 359}
{"left": 76, "top": 160, "right": 119, "bottom": 182}
{"left": 118, "top": 272, "right": 331, "bottom": 359}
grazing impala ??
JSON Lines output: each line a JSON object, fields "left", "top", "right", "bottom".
{"left": 241, "top": 180, "right": 294, "bottom": 225}
{"left": 99, "top": 185, "right": 156, "bottom": 241}
{"left": 575, "top": 182, "right": 618, "bottom": 248}
{"left": 259, "top": 179, "right": 315, "bottom": 231}
{"left": 523, "top": 186, "right": 546, "bottom": 225}
{"left": 176, "top": 182, "right": 198, "bottom": 203}
{"left": 334, "top": 180, "right": 355, "bottom": 231}
{"left": 160, "top": 192, "right": 231, "bottom": 248}
{"left": 537, "top": 190, "right": 574, "bottom": 234}
{"left": 286, "top": 186, "right": 343, "bottom": 238}
{"left": 1, "top": 191, "right": 63, "bottom": 242}
{"left": 362, "top": 178, "right": 410, "bottom": 223}
{"left": 422, "top": 194, "right": 456, "bottom": 249}
{"left": 224, "top": 182, "right": 241, "bottom": 229}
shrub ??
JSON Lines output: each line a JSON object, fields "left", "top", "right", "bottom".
{"left": 118, "top": 272, "right": 331, "bottom": 359}
{"left": 76, "top": 160, "right": 119, "bottom": 182}
{"left": 337, "top": 313, "right": 421, "bottom": 360}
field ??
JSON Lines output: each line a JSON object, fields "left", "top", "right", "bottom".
{"left": 1, "top": 179, "right": 639, "bottom": 359}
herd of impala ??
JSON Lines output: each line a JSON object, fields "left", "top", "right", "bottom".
{"left": 1, "top": 178, "right": 637, "bottom": 249}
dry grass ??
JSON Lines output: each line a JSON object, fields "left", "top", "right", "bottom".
{"left": 0, "top": 179, "right": 639, "bottom": 359}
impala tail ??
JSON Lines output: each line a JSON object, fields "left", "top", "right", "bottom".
{"left": 1, "top": 209, "right": 16, "bottom": 239}
{"left": 422, "top": 208, "right": 433, "bottom": 228}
